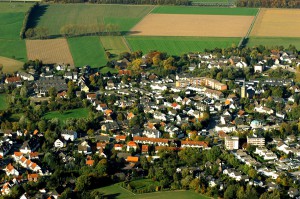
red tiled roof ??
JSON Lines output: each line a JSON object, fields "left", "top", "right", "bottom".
{"left": 181, "top": 140, "right": 208, "bottom": 148}
{"left": 142, "top": 145, "right": 149, "bottom": 152}
{"left": 14, "top": 152, "right": 22, "bottom": 157}
{"left": 6, "top": 163, "right": 14, "bottom": 172}
{"left": 86, "top": 160, "right": 94, "bottom": 166}
{"left": 116, "top": 135, "right": 126, "bottom": 141}
{"left": 133, "top": 136, "right": 169, "bottom": 143}
{"left": 127, "top": 141, "right": 137, "bottom": 147}
{"left": 126, "top": 156, "right": 139, "bottom": 162}
{"left": 6, "top": 76, "right": 21, "bottom": 83}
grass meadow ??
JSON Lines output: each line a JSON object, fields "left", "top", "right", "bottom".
{"left": 0, "top": 94, "right": 9, "bottom": 110}
{"left": 0, "top": 3, "right": 31, "bottom": 62}
{"left": 100, "top": 36, "right": 131, "bottom": 58}
{"left": 126, "top": 36, "right": 241, "bottom": 55}
{"left": 43, "top": 108, "right": 89, "bottom": 124}
{"left": 68, "top": 36, "right": 108, "bottom": 67}
{"left": 247, "top": 37, "right": 300, "bottom": 49}
{"left": 97, "top": 183, "right": 210, "bottom": 199}
{"left": 28, "top": 4, "right": 154, "bottom": 36}
{"left": 151, "top": 6, "right": 258, "bottom": 16}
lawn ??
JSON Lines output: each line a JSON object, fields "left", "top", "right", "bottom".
{"left": 100, "top": 36, "right": 131, "bottom": 58}
{"left": 126, "top": 36, "right": 241, "bottom": 55}
{"left": 28, "top": 4, "right": 154, "bottom": 36}
{"left": 247, "top": 37, "right": 300, "bottom": 49}
{"left": 97, "top": 183, "right": 210, "bottom": 199}
{"left": 68, "top": 36, "right": 108, "bottom": 68}
{"left": 0, "top": 3, "right": 32, "bottom": 62}
{"left": 43, "top": 108, "right": 89, "bottom": 124}
{"left": 0, "top": 94, "right": 9, "bottom": 110}
{"left": 151, "top": 6, "right": 258, "bottom": 16}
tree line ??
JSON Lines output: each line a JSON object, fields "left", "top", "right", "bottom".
{"left": 20, "top": 2, "right": 39, "bottom": 39}
{"left": 236, "top": 0, "right": 300, "bottom": 8}
{"left": 60, "top": 24, "right": 121, "bottom": 38}
{"left": 44, "top": 0, "right": 190, "bottom": 5}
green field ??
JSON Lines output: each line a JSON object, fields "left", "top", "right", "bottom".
{"left": 152, "top": 6, "right": 258, "bottom": 16}
{"left": 247, "top": 37, "right": 300, "bottom": 49}
{"left": 43, "top": 108, "right": 89, "bottom": 123}
{"left": 68, "top": 36, "right": 108, "bottom": 67}
{"left": 126, "top": 36, "right": 240, "bottom": 55}
{"left": 0, "top": 94, "right": 9, "bottom": 110}
{"left": 100, "top": 36, "right": 131, "bottom": 57}
{"left": 0, "top": 3, "right": 31, "bottom": 61}
{"left": 97, "top": 183, "right": 210, "bottom": 199}
{"left": 29, "top": 4, "right": 154, "bottom": 36}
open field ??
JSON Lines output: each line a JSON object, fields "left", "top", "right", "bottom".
{"left": 100, "top": 36, "right": 131, "bottom": 57}
{"left": 26, "top": 39, "right": 74, "bottom": 66}
{"left": 130, "top": 14, "right": 253, "bottom": 37}
{"left": 251, "top": 9, "right": 300, "bottom": 37}
{"left": 68, "top": 36, "right": 107, "bottom": 67}
{"left": 152, "top": 6, "right": 258, "bottom": 16}
{"left": 126, "top": 36, "right": 240, "bottom": 55}
{"left": 28, "top": 4, "right": 154, "bottom": 36}
{"left": 43, "top": 108, "right": 89, "bottom": 124}
{"left": 0, "top": 3, "right": 31, "bottom": 62}
{"left": 247, "top": 37, "right": 300, "bottom": 49}
{"left": 0, "top": 56, "right": 24, "bottom": 73}
{"left": 0, "top": 94, "right": 9, "bottom": 110}
{"left": 97, "top": 183, "right": 210, "bottom": 199}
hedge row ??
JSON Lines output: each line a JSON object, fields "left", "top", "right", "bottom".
{"left": 20, "top": 2, "right": 39, "bottom": 39}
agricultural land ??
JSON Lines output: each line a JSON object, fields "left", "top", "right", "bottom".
{"left": 0, "top": 3, "right": 32, "bottom": 70}
{"left": 126, "top": 36, "right": 240, "bottom": 55}
{"left": 0, "top": 56, "right": 24, "bottom": 73}
{"left": 26, "top": 39, "right": 74, "bottom": 66}
{"left": 247, "top": 37, "right": 300, "bottom": 49}
{"left": 100, "top": 36, "right": 131, "bottom": 57}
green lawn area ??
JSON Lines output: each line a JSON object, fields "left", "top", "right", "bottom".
{"left": 129, "top": 179, "right": 159, "bottom": 191}
{"left": 100, "top": 66, "right": 118, "bottom": 74}
{"left": 126, "top": 36, "right": 240, "bottom": 56}
{"left": 68, "top": 36, "right": 108, "bottom": 68}
{"left": 100, "top": 36, "right": 131, "bottom": 58}
{"left": 247, "top": 37, "right": 300, "bottom": 49}
{"left": 43, "top": 108, "right": 89, "bottom": 123}
{"left": 151, "top": 6, "right": 258, "bottom": 16}
{"left": 97, "top": 183, "right": 210, "bottom": 199}
{"left": 28, "top": 4, "right": 154, "bottom": 36}
{"left": 0, "top": 94, "right": 9, "bottom": 110}
{"left": 0, "top": 3, "right": 32, "bottom": 62}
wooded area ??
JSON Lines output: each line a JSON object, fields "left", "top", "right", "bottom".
{"left": 236, "top": 0, "right": 300, "bottom": 8}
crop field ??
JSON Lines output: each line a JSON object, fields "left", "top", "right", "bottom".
{"left": 126, "top": 36, "right": 240, "bottom": 55}
{"left": 43, "top": 108, "right": 89, "bottom": 124}
{"left": 251, "top": 9, "right": 300, "bottom": 37}
{"left": 100, "top": 36, "right": 131, "bottom": 57}
{"left": 26, "top": 39, "right": 74, "bottom": 66}
{"left": 151, "top": 6, "right": 258, "bottom": 16}
{"left": 28, "top": 4, "right": 154, "bottom": 36}
{"left": 247, "top": 37, "right": 300, "bottom": 49}
{"left": 68, "top": 36, "right": 108, "bottom": 67}
{"left": 0, "top": 3, "right": 31, "bottom": 62}
{"left": 131, "top": 14, "right": 253, "bottom": 37}
{"left": 0, "top": 56, "right": 24, "bottom": 73}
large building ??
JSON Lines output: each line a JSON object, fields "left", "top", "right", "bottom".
{"left": 176, "top": 77, "right": 227, "bottom": 91}
{"left": 225, "top": 136, "right": 239, "bottom": 150}
{"left": 247, "top": 136, "right": 265, "bottom": 147}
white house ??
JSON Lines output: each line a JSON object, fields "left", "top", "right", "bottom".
{"left": 54, "top": 138, "right": 66, "bottom": 148}
{"left": 3, "top": 163, "right": 19, "bottom": 176}
{"left": 61, "top": 130, "right": 77, "bottom": 141}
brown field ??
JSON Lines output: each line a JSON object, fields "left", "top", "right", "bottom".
{"left": 251, "top": 9, "right": 300, "bottom": 37}
{"left": 130, "top": 14, "right": 254, "bottom": 37}
{"left": 0, "top": 56, "right": 24, "bottom": 73}
{"left": 26, "top": 39, "right": 74, "bottom": 66}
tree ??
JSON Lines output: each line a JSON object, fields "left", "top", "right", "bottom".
{"left": 20, "top": 86, "right": 28, "bottom": 98}
{"left": 224, "top": 185, "right": 238, "bottom": 199}
{"left": 189, "top": 178, "right": 200, "bottom": 190}
{"left": 75, "top": 175, "right": 91, "bottom": 192}
{"left": 38, "top": 120, "right": 47, "bottom": 132}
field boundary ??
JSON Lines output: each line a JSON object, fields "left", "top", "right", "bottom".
{"left": 246, "top": 8, "right": 260, "bottom": 38}
{"left": 122, "top": 36, "right": 132, "bottom": 52}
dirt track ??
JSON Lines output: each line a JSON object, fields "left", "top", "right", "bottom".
{"left": 251, "top": 9, "right": 300, "bottom": 37}
{"left": 26, "top": 39, "right": 74, "bottom": 66}
{"left": 130, "top": 14, "right": 254, "bottom": 37}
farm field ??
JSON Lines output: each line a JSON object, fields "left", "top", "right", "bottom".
{"left": 247, "top": 37, "right": 300, "bottom": 49}
{"left": 100, "top": 36, "right": 131, "bottom": 57}
{"left": 126, "top": 36, "right": 240, "bottom": 55}
{"left": 130, "top": 14, "right": 253, "bottom": 37}
{"left": 0, "top": 56, "right": 24, "bottom": 73}
{"left": 26, "top": 39, "right": 74, "bottom": 66}
{"left": 250, "top": 9, "right": 300, "bottom": 37}
{"left": 0, "top": 3, "right": 32, "bottom": 62}
{"left": 151, "top": 6, "right": 258, "bottom": 16}
{"left": 97, "top": 183, "right": 209, "bottom": 199}
{"left": 0, "top": 94, "right": 9, "bottom": 110}
{"left": 68, "top": 36, "right": 108, "bottom": 67}
{"left": 43, "top": 108, "right": 89, "bottom": 124}
{"left": 28, "top": 4, "right": 154, "bottom": 36}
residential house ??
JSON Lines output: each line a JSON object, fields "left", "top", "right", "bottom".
{"left": 54, "top": 138, "right": 66, "bottom": 148}
{"left": 61, "top": 130, "right": 77, "bottom": 141}
{"left": 181, "top": 141, "right": 208, "bottom": 149}
{"left": 3, "top": 163, "right": 19, "bottom": 176}
{"left": 126, "top": 141, "right": 138, "bottom": 151}
{"left": 5, "top": 76, "right": 21, "bottom": 84}
{"left": 28, "top": 173, "right": 39, "bottom": 182}
{"left": 247, "top": 136, "right": 265, "bottom": 147}
{"left": 78, "top": 141, "right": 92, "bottom": 155}
{"left": 133, "top": 136, "right": 169, "bottom": 146}
{"left": 20, "top": 137, "right": 40, "bottom": 154}
{"left": 225, "top": 136, "right": 239, "bottom": 150}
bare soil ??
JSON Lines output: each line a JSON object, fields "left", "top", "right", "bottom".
{"left": 130, "top": 14, "right": 254, "bottom": 37}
